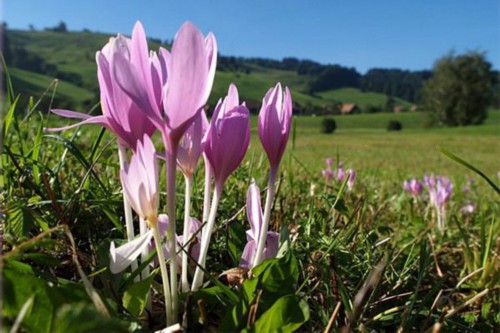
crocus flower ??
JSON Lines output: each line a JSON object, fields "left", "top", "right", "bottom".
{"left": 203, "top": 84, "right": 250, "bottom": 189}
{"left": 336, "top": 162, "right": 346, "bottom": 182}
{"left": 322, "top": 157, "right": 334, "bottom": 183}
{"left": 425, "top": 176, "right": 453, "bottom": 231}
{"left": 177, "top": 111, "right": 209, "bottom": 177}
{"left": 403, "top": 178, "right": 423, "bottom": 197}
{"left": 191, "top": 84, "right": 250, "bottom": 290}
{"left": 46, "top": 22, "right": 157, "bottom": 151}
{"left": 120, "top": 135, "right": 159, "bottom": 223}
{"left": 110, "top": 135, "right": 159, "bottom": 273}
{"left": 240, "top": 181, "right": 279, "bottom": 269}
{"left": 258, "top": 83, "right": 292, "bottom": 169}
{"left": 347, "top": 169, "right": 356, "bottom": 190}
{"left": 149, "top": 215, "right": 202, "bottom": 268}
{"left": 460, "top": 202, "right": 475, "bottom": 215}
{"left": 115, "top": 21, "right": 217, "bottom": 148}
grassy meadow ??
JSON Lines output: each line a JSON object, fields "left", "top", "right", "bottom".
{"left": 2, "top": 76, "right": 499, "bottom": 332}
{"left": 2, "top": 29, "right": 499, "bottom": 330}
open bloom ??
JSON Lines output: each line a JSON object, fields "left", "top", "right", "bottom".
{"left": 46, "top": 22, "right": 157, "bottom": 151}
{"left": 115, "top": 21, "right": 217, "bottom": 148}
{"left": 203, "top": 84, "right": 250, "bottom": 188}
{"left": 239, "top": 181, "right": 279, "bottom": 269}
{"left": 258, "top": 83, "right": 293, "bottom": 169}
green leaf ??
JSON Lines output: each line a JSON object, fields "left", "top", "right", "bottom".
{"left": 227, "top": 221, "right": 247, "bottom": 264}
{"left": 437, "top": 147, "right": 500, "bottom": 195}
{"left": 122, "top": 273, "right": 155, "bottom": 317}
{"left": 248, "top": 295, "right": 309, "bottom": 333}
{"left": 53, "top": 302, "right": 128, "bottom": 333}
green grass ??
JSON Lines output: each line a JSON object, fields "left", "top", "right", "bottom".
{"left": 9, "top": 67, "right": 96, "bottom": 109}
{"left": 317, "top": 87, "right": 413, "bottom": 109}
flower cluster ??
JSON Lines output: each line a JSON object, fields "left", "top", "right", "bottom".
{"left": 47, "top": 21, "right": 292, "bottom": 327}
{"left": 322, "top": 158, "right": 356, "bottom": 190}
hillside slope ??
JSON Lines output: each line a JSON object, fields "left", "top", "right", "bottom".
{"left": 4, "top": 29, "right": 412, "bottom": 113}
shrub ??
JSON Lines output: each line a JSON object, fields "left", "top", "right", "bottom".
{"left": 387, "top": 120, "right": 402, "bottom": 131}
{"left": 322, "top": 118, "right": 336, "bottom": 134}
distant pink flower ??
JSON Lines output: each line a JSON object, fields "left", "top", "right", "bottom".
{"left": 336, "top": 162, "right": 346, "bottom": 182}
{"left": 258, "top": 83, "right": 293, "bottom": 169}
{"left": 240, "top": 181, "right": 279, "bottom": 269}
{"left": 120, "top": 135, "right": 159, "bottom": 222}
{"left": 347, "top": 169, "right": 356, "bottom": 190}
{"left": 177, "top": 111, "right": 209, "bottom": 177}
{"left": 203, "top": 84, "right": 250, "bottom": 189}
{"left": 403, "top": 178, "right": 423, "bottom": 197}
{"left": 322, "top": 157, "right": 334, "bottom": 183}
{"left": 46, "top": 22, "right": 157, "bottom": 151}
{"left": 460, "top": 202, "right": 475, "bottom": 215}
{"left": 425, "top": 175, "right": 453, "bottom": 231}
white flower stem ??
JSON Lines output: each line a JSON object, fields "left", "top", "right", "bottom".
{"left": 181, "top": 175, "right": 193, "bottom": 293}
{"left": 152, "top": 222, "right": 173, "bottom": 326}
{"left": 139, "top": 217, "right": 152, "bottom": 311}
{"left": 202, "top": 158, "right": 212, "bottom": 225}
{"left": 117, "top": 144, "right": 139, "bottom": 282}
{"left": 191, "top": 184, "right": 221, "bottom": 291}
{"left": 252, "top": 167, "right": 277, "bottom": 268}
{"left": 165, "top": 148, "right": 179, "bottom": 323}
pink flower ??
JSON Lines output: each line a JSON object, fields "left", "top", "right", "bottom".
{"left": 347, "top": 169, "right": 356, "bottom": 190}
{"left": 239, "top": 181, "right": 279, "bottom": 268}
{"left": 46, "top": 22, "right": 157, "bottom": 151}
{"left": 154, "top": 214, "right": 203, "bottom": 268}
{"left": 460, "top": 202, "right": 475, "bottom": 215}
{"left": 403, "top": 178, "right": 423, "bottom": 197}
{"left": 115, "top": 21, "right": 217, "bottom": 149}
{"left": 336, "top": 162, "right": 346, "bottom": 182}
{"left": 119, "top": 135, "right": 159, "bottom": 222}
{"left": 322, "top": 157, "right": 334, "bottom": 183}
{"left": 203, "top": 84, "right": 250, "bottom": 189}
{"left": 177, "top": 111, "right": 209, "bottom": 177}
{"left": 258, "top": 83, "right": 293, "bottom": 169}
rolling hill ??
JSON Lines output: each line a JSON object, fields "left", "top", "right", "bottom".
{"left": 4, "top": 28, "right": 414, "bottom": 113}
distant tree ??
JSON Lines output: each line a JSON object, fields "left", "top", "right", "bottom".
{"left": 28, "top": 24, "right": 36, "bottom": 31}
{"left": 423, "top": 51, "right": 496, "bottom": 126}
{"left": 49, "top": 21, "right": 68, "bottom": 33}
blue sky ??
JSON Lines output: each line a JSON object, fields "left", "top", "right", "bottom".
{"left": 3, "top": 0, "right": 499, "bottom": 73}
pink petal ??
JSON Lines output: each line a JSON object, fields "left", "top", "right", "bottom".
{"left": 164, "top": 22, "right": 209, "bottom": 144}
